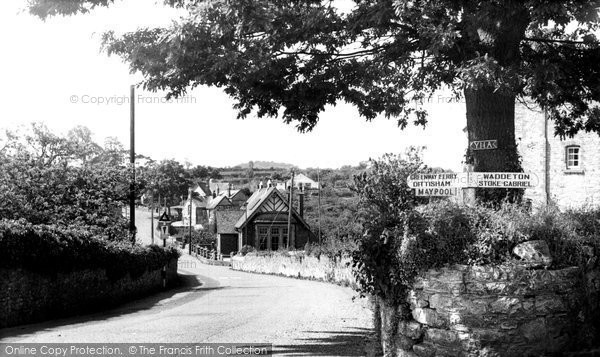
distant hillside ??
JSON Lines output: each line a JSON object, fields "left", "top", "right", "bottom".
{"left": 235, "top": 161, "right": 297, "bottom": 170}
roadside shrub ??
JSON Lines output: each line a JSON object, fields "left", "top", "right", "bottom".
{"left": 304, "top": 235, "right": 357, "bottom": 259}
{"left": 462, "top": 204, "right": 600, "bottom": 268}
{"left": 238, "top": 245, "right": 255, "bottom": 256}
{"left": 0, "top": 219, "right": 180, "bottom": 280}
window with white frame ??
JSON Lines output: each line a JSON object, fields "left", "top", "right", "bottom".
{"left": 256, "top": 225, "right": 291, "bottom": 250}
{"left": 566, "top": 146, "right": 581, "bottom": 170}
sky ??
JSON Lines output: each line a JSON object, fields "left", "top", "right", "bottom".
{"left": 0, "top": 0, "right": 468, "bottom": 170}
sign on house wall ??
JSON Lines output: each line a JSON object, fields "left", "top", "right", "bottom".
{"left": 408, "top": 172, "right": 539, "bottom": 196}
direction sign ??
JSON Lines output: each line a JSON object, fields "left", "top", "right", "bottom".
{"left": 415, "top": 187, "right": 459, "bottom": 197}
{"left": 469, "top": 172, "right": 538, "bottom": 188}
{"left": 408, "top": 172, "right": 539, "bottom": 196}
{"left": 470, "top": 140, "right": 498, "bottom": 150}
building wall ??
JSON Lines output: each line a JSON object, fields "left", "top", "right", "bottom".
{"left": 515, "top": 104, "right": 600, "bottom": 209}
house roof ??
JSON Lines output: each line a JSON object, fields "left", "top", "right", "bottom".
{"left": 286, "top": 173, "right": 319, "bottom": 187}
{"left": 215, "top": 209, "right": 243, "bottom": 234}
{"left": 234, "top": 187, "right": 311, "bottom": 230}
{"left": 206, "top": 195, "right": 233, "bottom": 210}
{"left": 185, "top": 196, "right": 207, "bottom": 208}
{"left": 192, "top": 182, "right": 212, "bottom": 197}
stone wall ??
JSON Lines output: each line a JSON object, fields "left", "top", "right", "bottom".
{"left": 376, "top": 264, "right": 598, "bottom": 357}
{"left": 231, "top": 253, "right": 356, "bottom": 287}
{"left": 0, "top": 258, "right": 178, "bottom": 328}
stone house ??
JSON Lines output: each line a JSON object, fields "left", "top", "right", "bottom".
{"left": 515, "top": 104, "right": 600, "bottom": 209}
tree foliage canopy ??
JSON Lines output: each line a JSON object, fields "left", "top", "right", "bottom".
{"left": 29, "top": 0, "right": 600, "bottom": 136}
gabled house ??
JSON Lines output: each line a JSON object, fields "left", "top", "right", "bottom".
{"left": 227, "top": 190, "right": 250, "bottom": 207}
{"left": 234, "top": 187, "right": 314, "bottom": 251}
{"left": 192, "top": 181, "right": 212, "bottom": 198}
{"left": 176, "top": 196, "right": 209, "bottom": 230}
{"left": 287, "top": 173, "right": 320, "bottom": 190}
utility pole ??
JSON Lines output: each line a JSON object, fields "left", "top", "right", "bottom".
{"left": 129, "top": 84, "right": 136, "bottom": 245}
{"left": 287, "top": 170, "right": 294, "bottom": 249}
{"left": 317, "top": 168, "right": 322, "bottom": 244}
{"left": 188, "top": 188, "right": 193, "bottom": 255}
{"left": 151, "top": 189, "right": 155, "bottom": 245}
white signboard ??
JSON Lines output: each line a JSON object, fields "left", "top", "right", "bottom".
{"left": 415, "top": 187, "right": 459, "bottom": 197}
{"left": 408, "top": 173, "right": 462, "bottom": 196}
{"left": 470, "top": 172, "right": 538, "bottom": 188}
{"left": 408, "top": 172, "right": 539, "bottom": 196}
{"left": 470, "top": 140, "right": 498, "bottom": 150}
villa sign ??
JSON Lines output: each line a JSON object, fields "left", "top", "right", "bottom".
{"left": 408, "top": 172, "right": 539, "bottom": 196}
{"left": 470, "top": 140, "right": 498, "bottom": 150}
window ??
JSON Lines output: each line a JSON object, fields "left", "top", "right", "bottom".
{"left": 256, "top": 225, "right": 292, "bottom": 250}
{"left": 270, "top": 227, "right": 279, "bottom": 250}
{"left": 282, "top": 228, "right": 288, "bottom": 248}
{"left": 258, "top": 226, "right": 268, "bottom": 250}
{"left": 566, "top": 146, "right": 581, "bottom": 170}
{"left": 195, "top": 207, "right": 203, "bottom": 224}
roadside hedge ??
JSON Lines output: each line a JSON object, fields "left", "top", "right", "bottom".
{"left": 0, "top": 219, "right": 180, "bottom": 281}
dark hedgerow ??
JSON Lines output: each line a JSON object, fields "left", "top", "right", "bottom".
{"left": 0, "top": 219, "right": 180, "bottom": 281}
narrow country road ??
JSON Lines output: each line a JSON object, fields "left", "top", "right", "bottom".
{"left": 0, "top": 253, "right": 374, "bottom": 356}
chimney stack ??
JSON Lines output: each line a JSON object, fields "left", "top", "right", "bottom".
{"left": 228, "top": 182, "right": 232, "bottom": 197}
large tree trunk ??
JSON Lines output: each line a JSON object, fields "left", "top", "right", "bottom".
{"left": 465, "top": 88, "right": 522, "bottom": 203}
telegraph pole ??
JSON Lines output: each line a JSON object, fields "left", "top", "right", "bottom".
{"left": 287, "top": 170, "right": 294, "bottom": 249}
{"left": 188, "top": 188, "right": 193, "bottom": 255}
{"left": 317, "top": 168, "right": 322, "bottom": 244}
{"left": 129, "top": 84, "right": 136, "bottom": 245}
{"left": 151, "top": 190, "right": 155, "bottom": 245}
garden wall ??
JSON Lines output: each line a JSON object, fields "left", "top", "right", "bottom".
{"left": 377, "top": 264, "right": 600, "bottom": 357}
{"left": 231, "top": 253, "right": 356, "bottom": 287}
{"left": 0, "top": 258, "right": 179, "bottom": 328}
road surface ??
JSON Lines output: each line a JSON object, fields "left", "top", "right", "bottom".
{"left": 1, "top": 253, "right": 374, "bottom": 356}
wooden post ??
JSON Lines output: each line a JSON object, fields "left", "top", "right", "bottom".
{"left": 188, "top": 188, "right": 192, "bottom": 255}
{"left": 129, "top": 84, "right": 136, "bottom": 245}
{"left": 317, "top": 168, "right": 321, "bottom": 244}
{"left": 287, "top": 170, "right": 294, "bottom": 249}
{"left": 462, "top": 164, "right": 476, "bottom": 206}
{"left": 151, "top": 190, "right": 155, "bottom": 245}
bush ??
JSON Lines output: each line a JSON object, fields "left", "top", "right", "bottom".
{"left": 238, "top": 245, "right": 255, "bottom": 256}
{"left": 0, "top": 219, "right": 180, "bottom": 280}
{"left": 304, "top": 235, "right": 357, "bottom": 258}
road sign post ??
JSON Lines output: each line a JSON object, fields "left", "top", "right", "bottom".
{"left": 158, "top": 211, "right": 171, "bottom": 248}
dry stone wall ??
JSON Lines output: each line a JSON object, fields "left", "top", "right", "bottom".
{"left": 378, "top": 264, "right": 594, "bottom": 357}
